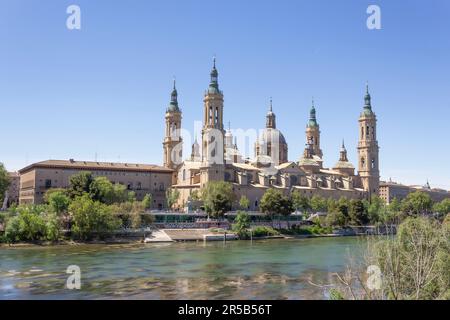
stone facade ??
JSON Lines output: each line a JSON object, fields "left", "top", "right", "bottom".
{"left": 379, "top": 181, "right": 450, "bottom": 204}
{"left": 18, "top": 160, "right": 173, "bottom": 208}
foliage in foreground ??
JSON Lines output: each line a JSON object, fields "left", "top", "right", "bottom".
{"left": 329, "top": 216, "right": 450, "bottom": 300}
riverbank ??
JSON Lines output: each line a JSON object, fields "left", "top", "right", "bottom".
{"left": 0, "top": 230, "right": 384, "bottom": 248}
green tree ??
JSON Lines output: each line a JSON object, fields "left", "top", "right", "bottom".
{"left": 433, "top": 198, "right": 450, "bottom": 217}
{"left": 69, "top": 195, "right": 120, "bottom": 240}
{"left": 325, "top": 210, "right": 346, "bottom": 227}
{"left": 386, "top": 197, "right": 403, "bottom": 223}
{"left": 5, "top": 205, "right": 47, "bottom": 242}
{"left": 112, "top": 183, "right": 128, "bottom": 203}
{"left": 43, "top": 188, "right": 68, "bottom": 203}
{"left": 336, "top": 197, "right": 350, "bottom": 225}
{"left": 142, "top": 194, "right": 153, "bottom": 210}
{"left": 166, "top": 188, "right": 180, "bottom": 210}
{"left": 47, "top": 191, "right": 70, "bottom": 215}
{"left": 348, "top": 199, "right": 369, "bottom": 225}
{"left": 127, "top": 191, "right": 136, "bottom": 203}
{"left": 68, "top": 171, "right": 94, "bottom": 198}
{"left": 291, "top": 191, "right": 310, "bottom": 213}
{"left": 260, "top": 189, "right": 294, "bottom": 228}
{"left": 239, "top": 195, "right": 250, "bottom": 211}
{"left": 310, "top": 195, "right": 327, "bottom": 213}
{"left": 233, "top": 211, "right": 251, "bottom": 239}
{"left": 401, "top": 191, "right": 433, "bottom": 216}
{"left": 0, "top": 163, "right": 10, "bottom": 205}
{"left": 367, "top": 195, "right": 385, "bottom": 224}
{"left": 89, "top": 176, "right": 115, "bottom": 204}
{"left": 44, "top": 212, "right": 62, "bottom": 241}
{"left": 201, "top": 181, "right": 234, "bottom": 218}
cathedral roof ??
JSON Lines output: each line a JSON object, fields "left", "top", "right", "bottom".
{"left": 298, "top": 157, "right": 320, "bottom": 167}
{"left": 258, "top": 128, "right": 287, "bottom": 146}
{"left": 333, "top": 161, "right": 355, "bottom": 169}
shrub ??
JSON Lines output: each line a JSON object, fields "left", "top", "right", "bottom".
{"left": 251, "top": 226, "right": 279, "bottom": 237}
{"left": 232, "top": 211, "right": 251, "bottom": 239}
{"left": 69, "top": 195, "right": 121, "bottom": 240}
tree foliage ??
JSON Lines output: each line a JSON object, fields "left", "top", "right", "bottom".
{"left": 166, "top": 188, "right": 180, "bottom": 210}
{"left": 68, "top": 171, "right": 94, "bottom": 199}
{"left": 233, "top": 211, "right": 251, "bottom": 239}
{"left": 0, "top": 163, "right": 10, "bottom": 204}
{"left": 201, "top": 181, "right": 234, "bottom": 218}
{"left": 291, "top": 191, "right": 310, "bottom": 213}
{"left": 46, "top": 190, "right": 70, "bottom": 215}
{"left": 260, "top": 189, "right": 293, "bottom": 218}
{"left": 239, "top": 195, "right": 250, "bottom": 211}
{"left": 433, "top": 198, "right": 450, "bottom": 217}
{"left": 401, "top": 191, "right": 433, "bottom": 216}
{"left": 69, "top": 195, "right": 120, "bottom": 240}
{"left": 142, "top": 194, "right": 152, "bottom": 210}
{"left": 348, "top": 199, "right": 369, "bottom": 225}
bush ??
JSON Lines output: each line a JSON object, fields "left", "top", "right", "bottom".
{"left": 251, "top": 226, "right": 279, "bottom": 237}
{"left": 69, "top": 195, "right": 121, "bottom": 240}
{"left": 4, "top": 205, "right": 49, "bottom": 242}
{"left": 232, "top": 211, "right": 251, "bottom": 239}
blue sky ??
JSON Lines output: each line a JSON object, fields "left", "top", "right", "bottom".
{"left": 1, "top": 0, "right": 449, "bottom": 189}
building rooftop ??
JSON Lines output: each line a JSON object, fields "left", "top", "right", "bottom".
{"left": 19, "top": 159, "right": 173, "bottom": 174}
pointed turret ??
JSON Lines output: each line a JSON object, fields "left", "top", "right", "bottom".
{"left": 362, "top": 82, "right": 373, "bottom": 116}
{"left": 308, "top": 98, "right": 318, "bottom": 128}
{"left": 266, "top": 98, "right": 276, "bottom": 129}
{"left": 208, "top": 57, "right": 221, "bottom": 94}
{"left": 167, "top": 79, "right": 180, "bottom": 113}
{"left": 339, "top": 140, "right": 348, "bottom": 162}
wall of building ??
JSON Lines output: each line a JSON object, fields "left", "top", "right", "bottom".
{"left": 19, "top": 166, "right": 172, "bottom": 209}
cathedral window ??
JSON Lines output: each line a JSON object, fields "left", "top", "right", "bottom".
{"left": 371, "top": 158, "right": 376, "bottom": 169}
{"left": 361, "top": 126, "right": 364, "bottom": 139}
{"left": 209, "top": 107, "right": 212, "bottom": 124}
{"left": 361, "top": 157, "right": 365, "bottom": 168}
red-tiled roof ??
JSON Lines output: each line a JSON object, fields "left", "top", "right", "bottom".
{"left": 19, "top": 159, "right": 173, "bottom": 174}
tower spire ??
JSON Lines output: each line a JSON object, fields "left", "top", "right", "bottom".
{"left": 308, "top": 97, "right": 318, "bottom": 127}
{"left": 167, "top": 78, "right": 180, "bottom": 112}
{"left": 363, "top": 81, "right": 372, "bottom": 114}
{"left": 208, "top": 56, "right": 220, "bottom": 94}
{"left": 339, "top": 139, "right": 348, "bottom": 162}
{"left": 266, "top": 98, "right": 276, "bottom": 129}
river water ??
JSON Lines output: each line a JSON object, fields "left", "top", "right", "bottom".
{"left": 0, "top": 237, "right": 365, "bottom": 300}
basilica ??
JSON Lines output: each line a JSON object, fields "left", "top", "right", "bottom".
{"left": 162, "top": 60, "right": 380, "bottom": 210}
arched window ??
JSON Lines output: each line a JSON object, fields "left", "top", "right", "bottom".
{"left": 209, "top": 107, "right": 212, "bottom": 124}
{"left": 361, "top": 126, "right": 364, "bottom": 139}
{"left": 371, "top": 158, "right": 376, "bottom": 170}
{"left": 361, "top": 157, "right": 366, "bottom": 168}
{"left": 182, "top": 169, "right": 186, "bottom": 181}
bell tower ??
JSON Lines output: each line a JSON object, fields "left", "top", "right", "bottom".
{"left": 200, "top": 58, "right": 225, "bottom": 187}
{"left": 305, "top": 99, "right": 323, "bottom": 158}
{"left": 163, "top": 80, "right": 183, "bottom": 169}
{"left": 357, "top": 84, "right": 380, "bottom": 197}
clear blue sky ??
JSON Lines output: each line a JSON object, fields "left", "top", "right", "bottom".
{"left": 1, "top": 0, "right": 449, "bottom": 189}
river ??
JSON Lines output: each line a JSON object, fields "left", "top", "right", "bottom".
{"left": 0, "top": 237, "right": 366, "bottom": 300}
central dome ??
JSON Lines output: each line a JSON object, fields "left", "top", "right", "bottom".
{"left": 256, "top": 128, "right": 288, "bottom": 164}
{"left": 259, "top": 128, "right": 287, "bottom": 146}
